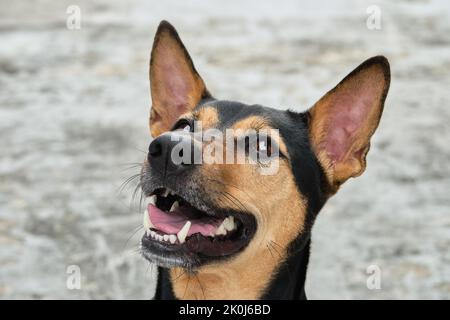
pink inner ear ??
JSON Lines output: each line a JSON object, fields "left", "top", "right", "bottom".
{"left": 157, "top": 43, "right": 195, "bottom": 111}
{"left": 323, "top": 85, "right": 376, "bottom": 162}
{"left": 161, "top": 63, "right": 193, "bottom": 113}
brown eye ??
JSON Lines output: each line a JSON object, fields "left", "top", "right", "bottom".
{"left": 257, "top": 135, "right": 272, "bottom": 157}
{"left": 182, "top": 124, "right": 191, "bottom": 132}
{"left": 173, "top": 119, "right": 192, "bottom": 132}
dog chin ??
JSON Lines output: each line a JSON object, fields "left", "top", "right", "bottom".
{"left": 140, "top": 246, "right": 194, "bottom": 269}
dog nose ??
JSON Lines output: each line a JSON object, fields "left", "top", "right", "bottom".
{"left": 148, "top": 132, "right": 196, "bottom": 176}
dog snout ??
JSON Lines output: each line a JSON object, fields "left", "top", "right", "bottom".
{"left": 148, "top": 132, "right": 198, "bottom": 176}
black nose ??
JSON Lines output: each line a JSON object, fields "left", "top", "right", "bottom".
{"left": 148, "top": 133, "right": 195, "bottom": 176}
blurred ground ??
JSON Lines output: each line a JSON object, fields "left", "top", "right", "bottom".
{"left": 0, "top": 0, "right": 449, "bottom": 299}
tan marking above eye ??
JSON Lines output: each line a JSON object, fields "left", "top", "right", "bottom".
{"left": 231, "top": 116, "right": 289, "bottom": 158}
{"left": 192, "top": 106, "right": 219, "bottom": 130}
{"left": 172, "top": 112, "right": 194, "bottom": 129}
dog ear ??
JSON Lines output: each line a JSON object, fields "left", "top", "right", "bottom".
{"left": 149, "top": 20, "right": 211, "bottom": 137}
{"left": 307, "top": 56, "right": 390, "bottom": 191}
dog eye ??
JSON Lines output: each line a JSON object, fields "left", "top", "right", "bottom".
{"left": 242, "top": 135, "right": 274, "bottom": 157}
{"left": 173, "top": 119, "right": 192, "bottom": 132}
{"left": 257, "top": 135, "right": 272, "bottom": 157}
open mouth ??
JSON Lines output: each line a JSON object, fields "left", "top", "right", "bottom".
{"left": 140, "top": 187, "right": 257, "bottom": 268}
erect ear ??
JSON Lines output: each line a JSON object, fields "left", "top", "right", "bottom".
{"left": 149, "top": 20, "right": 211, "bottom": 137}
{"left": 307, "top": 56, "right": 390, "bottom": 191}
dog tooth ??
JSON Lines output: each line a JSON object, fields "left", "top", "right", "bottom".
{"left": 162, "top": 189, "right": 169, "bottom": 197}
{"left": 169, "top": 235, "right": 177, "bottom": 244}
{"left": 223, "top": 216, "right": 234, "bottom": 231}
{"left": 169, "top": 201, "right": 179, "bottom": 212}
{"left": 215, "top": 223, "right": 227, "bottom": 236}
{"left": 170, "top": 190, "right": 175, "bottom": 196}
{"left": 143, "top": 209, "right": 150, "bottom": 232}
{"left": 177, "top": 221, "right": 191, "bottom": 244}
{"left": 157, "top": 235, "right": 163, "bottom": 241}
{"left": 163, "top": 235, "right": 169, "bottom": 241}
{"left": 221, "top": 220, "right": 228, "bottom": 232}
{"left": 150, "top": 231, "right": 156, "bottom": 238}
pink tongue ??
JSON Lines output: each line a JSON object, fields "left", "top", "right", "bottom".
{"left": 148, "top": 204, "right": 222, "bottom": 237}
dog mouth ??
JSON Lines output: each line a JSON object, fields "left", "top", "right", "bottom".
{"left": 140, "top": 187, "right": 257, "bottom": 268}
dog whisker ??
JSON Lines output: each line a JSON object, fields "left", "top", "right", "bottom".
{"left": 118, "top": 173, "right": 141, "bottom": 195}
{"left": 182, "top": 273, "right": 191, "bottom": 299}
{"left": 194, "top": 273, "right": 206, "bottom": 300}
{"left": 122, "top": 225, "right": 144, "bottom": 251}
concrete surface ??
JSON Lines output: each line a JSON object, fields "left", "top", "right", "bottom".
{"left": 0, "top": 0, "right": 449, "bottom": 299}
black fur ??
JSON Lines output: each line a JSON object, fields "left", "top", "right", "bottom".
{"left": 153, "top": 99, "right": 329, "bottom": 300}
{"left": 145, "top": 21, "right": 389, "bottom": 300}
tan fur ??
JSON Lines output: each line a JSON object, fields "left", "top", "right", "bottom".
{"left": 308, "top": 63, "right": 388, "bottom": 191}
{"left": 149, "top": 27, "right": 208, "bottom": 137}
{"left": 231, "top": 116, "right": 289, "bottom": 157}
{"left": 169, "top": 117, "right": 306, "bottom": 299}
{"left": 193, "top": 107, "right": 219, "bottom": 129}
{"left": 146, "top": 22, "right": 390, "bottom": 300}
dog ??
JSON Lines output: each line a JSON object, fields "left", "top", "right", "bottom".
{"left": 139, "top": 20, "right": 390, "bottom": 299}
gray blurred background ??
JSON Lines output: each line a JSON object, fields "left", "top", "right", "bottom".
{"left": 0, "top": 0, "right": 449, "bottom": 299}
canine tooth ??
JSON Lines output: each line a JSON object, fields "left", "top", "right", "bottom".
{"left": 215, "top": 223, "right": 227, "bottom": 236}
{"left": 157, "top": 235, "right": 163, "bottom": 241}
{"left": 162, "top": 189, "right": 169, "bottom": 197}
{"left": 224, "top": 216, "right": 235, "bottom": 231}
{"left": 150, "top": 231, "right": 156, "bottom": 238}
{"left": 170, "top": 190, "right": 175, "bottom": 196}
{"left": 143, "top": 209, "right": 150, "bottom": 232}
{"left": 169, "top": 235, "right": 177, "bottom": 244}
{"left": 177, "top": 221, "right": 191, "bottom": 244}
{"left": 163, "top": 235, "right": 169, "bottom": 241}
{"left": 169, "top": 201, "right": 179, "bottom": 212}
{"left": 146, "top": 195, "right": 156, "bottom": 206}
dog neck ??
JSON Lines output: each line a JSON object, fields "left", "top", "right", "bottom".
{"left": 154, "top": 239, "right": 311, "bottom": 300}
{"left": 260, "top": 239, "right": 310, "bottom": 299}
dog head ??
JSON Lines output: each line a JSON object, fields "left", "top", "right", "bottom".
{"left": 140, "top": 21, "right": 390, "bottom": 274}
